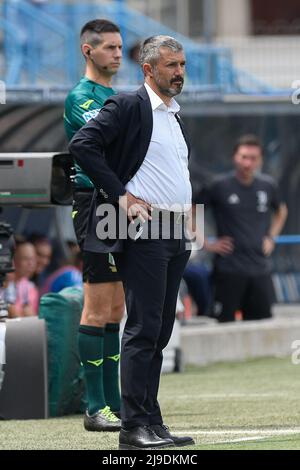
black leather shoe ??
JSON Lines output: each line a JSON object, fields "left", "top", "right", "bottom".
{"left": 119, "top": 425, "right": 175, "bottom": 450}
{"left": 84, "top": 406, "right": 121, "bottom": 432}
{"left": 150, "top": 424, "right": 195, "bottom": 447}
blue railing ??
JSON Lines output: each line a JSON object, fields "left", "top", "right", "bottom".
{"left": 272, "top": 235, "right": 300, "bottom": 302}
{"left": 0, "top": 0, "right": 278, "bottom": 93}
{"left": 275, "top": 235, "right": 300, "bottom": 245}
{"left": 208, "top": 235, "right": 300, "bottom": 245}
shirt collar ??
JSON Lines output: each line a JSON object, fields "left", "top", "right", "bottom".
{"left": 144, "top": 82, "right": 180, "bottom": 113}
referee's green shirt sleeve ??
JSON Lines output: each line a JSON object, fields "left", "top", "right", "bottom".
{"left": 69, "top": 101, "right": 126, "bottom": 204}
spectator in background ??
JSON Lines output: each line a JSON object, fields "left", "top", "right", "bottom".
{"left": 66, "top": 240, "right": 81, "bottom": 259}
{"left": 40, "top": 242, "right": 83, "bottom": 295}
{"left": 29, "top": 234, "right": 53, "bottom": 290}
{"left": 113, "top": 40, "right": 143, "bottom": 86}
{"left": 8, "top": 239, "right": 39, "bottom": 317}
{"left": 128, "top": 40, "right": 143, "bottom": 83}
{"left": 183, "top": 262, "right": 211, "bottom": 316}
{"left": 195, "top": 134, "right": 288, "bottom": 322}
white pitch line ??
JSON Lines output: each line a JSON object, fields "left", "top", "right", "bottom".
{"left": 176, "top": 428, "right": 300, "bottom": 436}
{"left": 206, "top": 436, "right": 274, "bottom": 445}
{"left": 172, "top": 393, "right": 286, "bottom": 399}
{"left": 176, "top": 428, "right": 300, "bottom": 446}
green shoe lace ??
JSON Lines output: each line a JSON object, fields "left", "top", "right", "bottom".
{"left": 100, "top": 406, "right": 119, "bottom": 422}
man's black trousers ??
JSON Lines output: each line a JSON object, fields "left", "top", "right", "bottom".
{"left": 114, "top": 221, "right": 190, "bottom": 429}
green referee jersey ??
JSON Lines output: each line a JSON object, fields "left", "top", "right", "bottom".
{"left": 64, "top": 76, "right": 116, "bottom": 188}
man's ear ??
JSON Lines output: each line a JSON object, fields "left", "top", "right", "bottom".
{"left": 82, "top": 43, "right": 92, "bottom": 60}
{"left": 143, "top": 63, "right": 153, "bottom": 78}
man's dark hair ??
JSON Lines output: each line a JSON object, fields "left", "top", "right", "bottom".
{"left": 28, "top": 233, "right": 51, "bottom": 246}
{"left": 233, "top": 134, "right": 263, "bottom": 155}
{"left": 80, "top": 19, "right": 120, "bottom": 48}
{"left": 14, "top": 235, "right": 27, "bottom": 246}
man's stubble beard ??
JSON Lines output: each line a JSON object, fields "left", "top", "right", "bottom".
{"left": 153, "top": 72, "right": 184, "bottom": 98}
{"left": 156, "top": 81, "right": 183, "bottom": 98}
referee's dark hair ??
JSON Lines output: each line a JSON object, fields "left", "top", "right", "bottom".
{"left": 80, "top": 19, "right": 120, "bottom": 48}
{"left": 233, "top": 134, "right": 263, "bottom": 155}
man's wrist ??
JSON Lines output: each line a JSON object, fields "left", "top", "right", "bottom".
{"left": 118, "top": 192, "right": 130, "bottom": 211}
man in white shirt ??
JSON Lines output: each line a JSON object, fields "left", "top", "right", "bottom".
{"left": 69, "top": 35, "right": 194, "bottom": 450}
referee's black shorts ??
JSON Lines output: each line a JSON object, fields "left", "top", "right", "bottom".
{"left": 72, "top": 189, "right": 121, "bottom": 284}
{"left": 211, "top": 270, "right": 275, "bottom": 322}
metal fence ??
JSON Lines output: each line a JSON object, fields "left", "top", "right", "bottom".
{"left": 216, "top": 36, "right": 300, "bottom": 91}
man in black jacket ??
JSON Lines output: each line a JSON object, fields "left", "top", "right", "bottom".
{"left": 69, "top": 35, "right": 195, "bottom": 450}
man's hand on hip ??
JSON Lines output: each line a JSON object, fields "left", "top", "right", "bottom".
{"left": 119, "top": 192, "right": 152, "bottom": 223}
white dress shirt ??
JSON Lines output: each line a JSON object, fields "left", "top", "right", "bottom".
{"left": 125, "top": 83, "right": 192, "bottom": 212}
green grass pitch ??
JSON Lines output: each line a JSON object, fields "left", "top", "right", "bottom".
{"left": 1, "top": 356, "right": 300, "bottom": 450}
